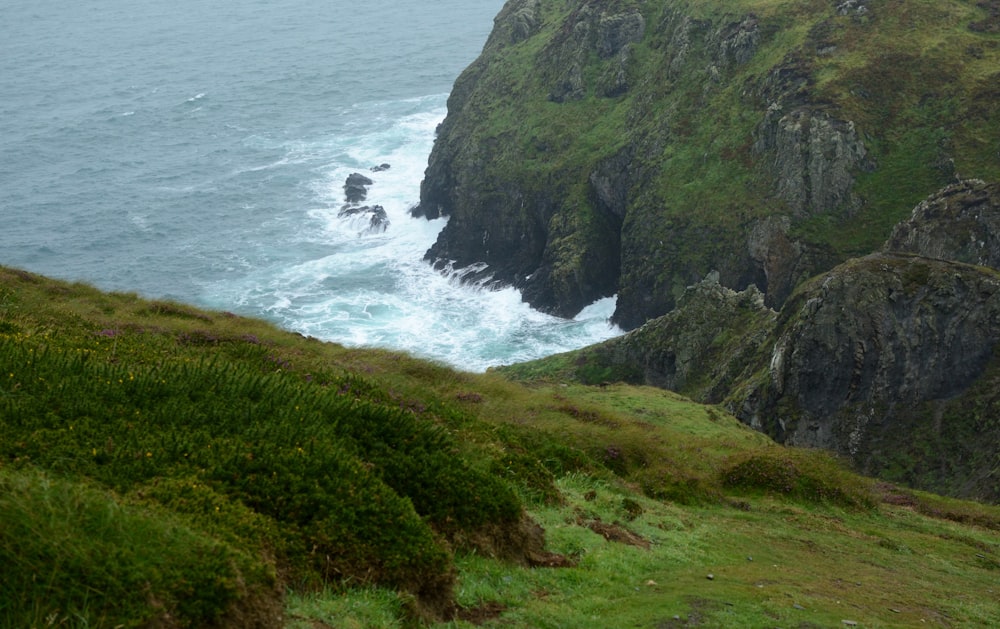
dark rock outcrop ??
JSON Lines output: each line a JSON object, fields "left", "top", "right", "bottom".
{"left": 573, "top": 274, "right": 776, "bottom": 400}
{"left": 338, "top": 204, "right": 389, "bottom": 234}
{"left": 885, "top": 179, "right": 1000, "bottom": 269}
{"left": 344, "top": 173, "right": 374, "bottom": 204}
{"left": 544, "top": 3, "right": 646, "bottom": 102}
{"left": 339, "top": 173, "right": 389, "bottom": 234}
{"left": 735, "top": 253, "right": 1000, "bottom": 502}
{"left": 501, "top": 180, "right": 1000, "bottom": 500}
{"left": 752, "top": 107, "right": 875, "bottom": 219}
{"left": 554, "top": 251, "right": 1000, "bottom": 502}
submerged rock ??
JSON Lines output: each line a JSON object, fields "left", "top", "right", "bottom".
{"left": 338, "top": 204, "right": 389, "bottom": 234}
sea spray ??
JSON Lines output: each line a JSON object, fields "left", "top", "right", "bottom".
{"left": 204, "top": 101, "right": 621, "bottom": 371}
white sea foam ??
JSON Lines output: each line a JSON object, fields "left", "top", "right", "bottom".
{"left": 204, "top": 97, "right": 621, "bottom": 371}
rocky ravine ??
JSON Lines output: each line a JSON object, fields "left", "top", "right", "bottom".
{"left": 520, "top": 180, "right": 1000, "bottom": 501}
{"left": 414, "top": 0, "right": 1000, "bottom": 329}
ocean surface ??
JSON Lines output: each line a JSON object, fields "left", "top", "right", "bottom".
{"left": 0, "top": 0, "right": 621, "bottom": 371}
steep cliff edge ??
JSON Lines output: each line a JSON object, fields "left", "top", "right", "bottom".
{"left": 741, "top": 253, "right": 1000, "bottom": 501}
{"left": 500, "top": 181, "right": 1000, "bottom": 501}
{"left": 415, "top": 0, "right": 1000, "bottom": 328}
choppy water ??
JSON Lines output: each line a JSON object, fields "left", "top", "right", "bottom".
{"left": 0, "top": 0, "right": 621, "bottom": 371}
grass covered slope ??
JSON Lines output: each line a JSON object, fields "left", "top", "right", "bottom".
{"left": 2, "top": 265, "right": 1000, "bottom": 627}
{"left": 0, "top": 266, "right": 524, "bottom": 624}
{"left": 0, "top": 468, "right": 282, "bottom": 628}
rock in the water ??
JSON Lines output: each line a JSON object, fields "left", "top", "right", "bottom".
{"left": 338, "top": 172, "right": 390, "bottom": 234}
{"left": 371, "top": 163, "right": 391, "bottom": 172}
{"left": 338, "top": 204, "right": 389, "bottom": 234}
{"left": 344, "top": 173, "right": 374, "bottom": 204}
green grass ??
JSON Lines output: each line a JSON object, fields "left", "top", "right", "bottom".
{"left": 436, "top": 474, "right": 1000, "bottom": 628}
{"left": 3, "top": 266, "right": 1000, "bottom": 627}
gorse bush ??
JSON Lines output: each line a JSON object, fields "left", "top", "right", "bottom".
{"left": 722, "top": 449, "right": 877, "bottom": 509}
{"left": 0, "top": 330, "right": 522, "bottom": 611}
{"left": 0, "top": 468, "right": 280, "bottom": 628}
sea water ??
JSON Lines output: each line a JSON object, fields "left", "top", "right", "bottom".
{"left": 0, "top": 0, "right": 621, "bottom": 371}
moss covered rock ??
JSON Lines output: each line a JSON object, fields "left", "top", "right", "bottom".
{"left": 885, "top": 179, "right": 1000, "bottom": 268}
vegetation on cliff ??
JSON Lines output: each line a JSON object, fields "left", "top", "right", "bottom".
{"left": 501, "top": 180, "right": 1000, "bottom": 504}
{"left": 415, "top": 0, "right": 1000, "bottom": 328}
{"left": 3, "top": 266, "right": 1000, "bottom": 627}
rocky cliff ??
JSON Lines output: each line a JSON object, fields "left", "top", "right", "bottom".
{"left": 502, "top": 181, "right": 1000, "bottom": 501}
{"left": 741, "top": 252, "right": 1000, "bottom": 501}
{"left": 415, "top": 0, "right": 1000, "bottom": 329}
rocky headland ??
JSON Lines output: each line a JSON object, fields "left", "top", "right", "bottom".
{"left": 448, "top": 0, "right": 1000, "bottom": 502}
{"left": 503, "top": 180, "right": 1000, "bottom": 501}
{"left": 413, "top": 0, "right": 1000, "bottom": 329}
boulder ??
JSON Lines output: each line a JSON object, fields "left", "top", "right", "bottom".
{"left": 338, "top": 204, "right": 389, "bottom": 234}
{"left": 344, "top": 173, "right": 374, "bottom": 204}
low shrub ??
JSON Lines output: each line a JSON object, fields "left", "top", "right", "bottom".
{"left": 0, "top": 468, "right": 280, "bottom": 628}
{"left": 0, "top": 336, "right": 521, "bottom": 610}
{"left": 722, "top": 449, "right": 877, "bottom": 509}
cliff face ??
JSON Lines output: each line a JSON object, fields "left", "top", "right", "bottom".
{"left": 503, "top": 181, "right": 1000, "bottom": 501}
{"left": 740, "top": 253, "right": 1000, "bottom": 500}
{"left": 415, "top": 0, "right": 1000, "bottom": 329}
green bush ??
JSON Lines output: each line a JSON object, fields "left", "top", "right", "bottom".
{"left": 0, "top": 336, "right": 521, "bottom": 605}
{"left": 722, "top": 449, "right": 877, "bottom": 509}
{"left": 0, "top": 468, "right": 278, "bottom": 628}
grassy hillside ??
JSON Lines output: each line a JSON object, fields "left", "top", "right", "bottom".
{"left": 2, "top": 265, "right": 999, "bottom": 627}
